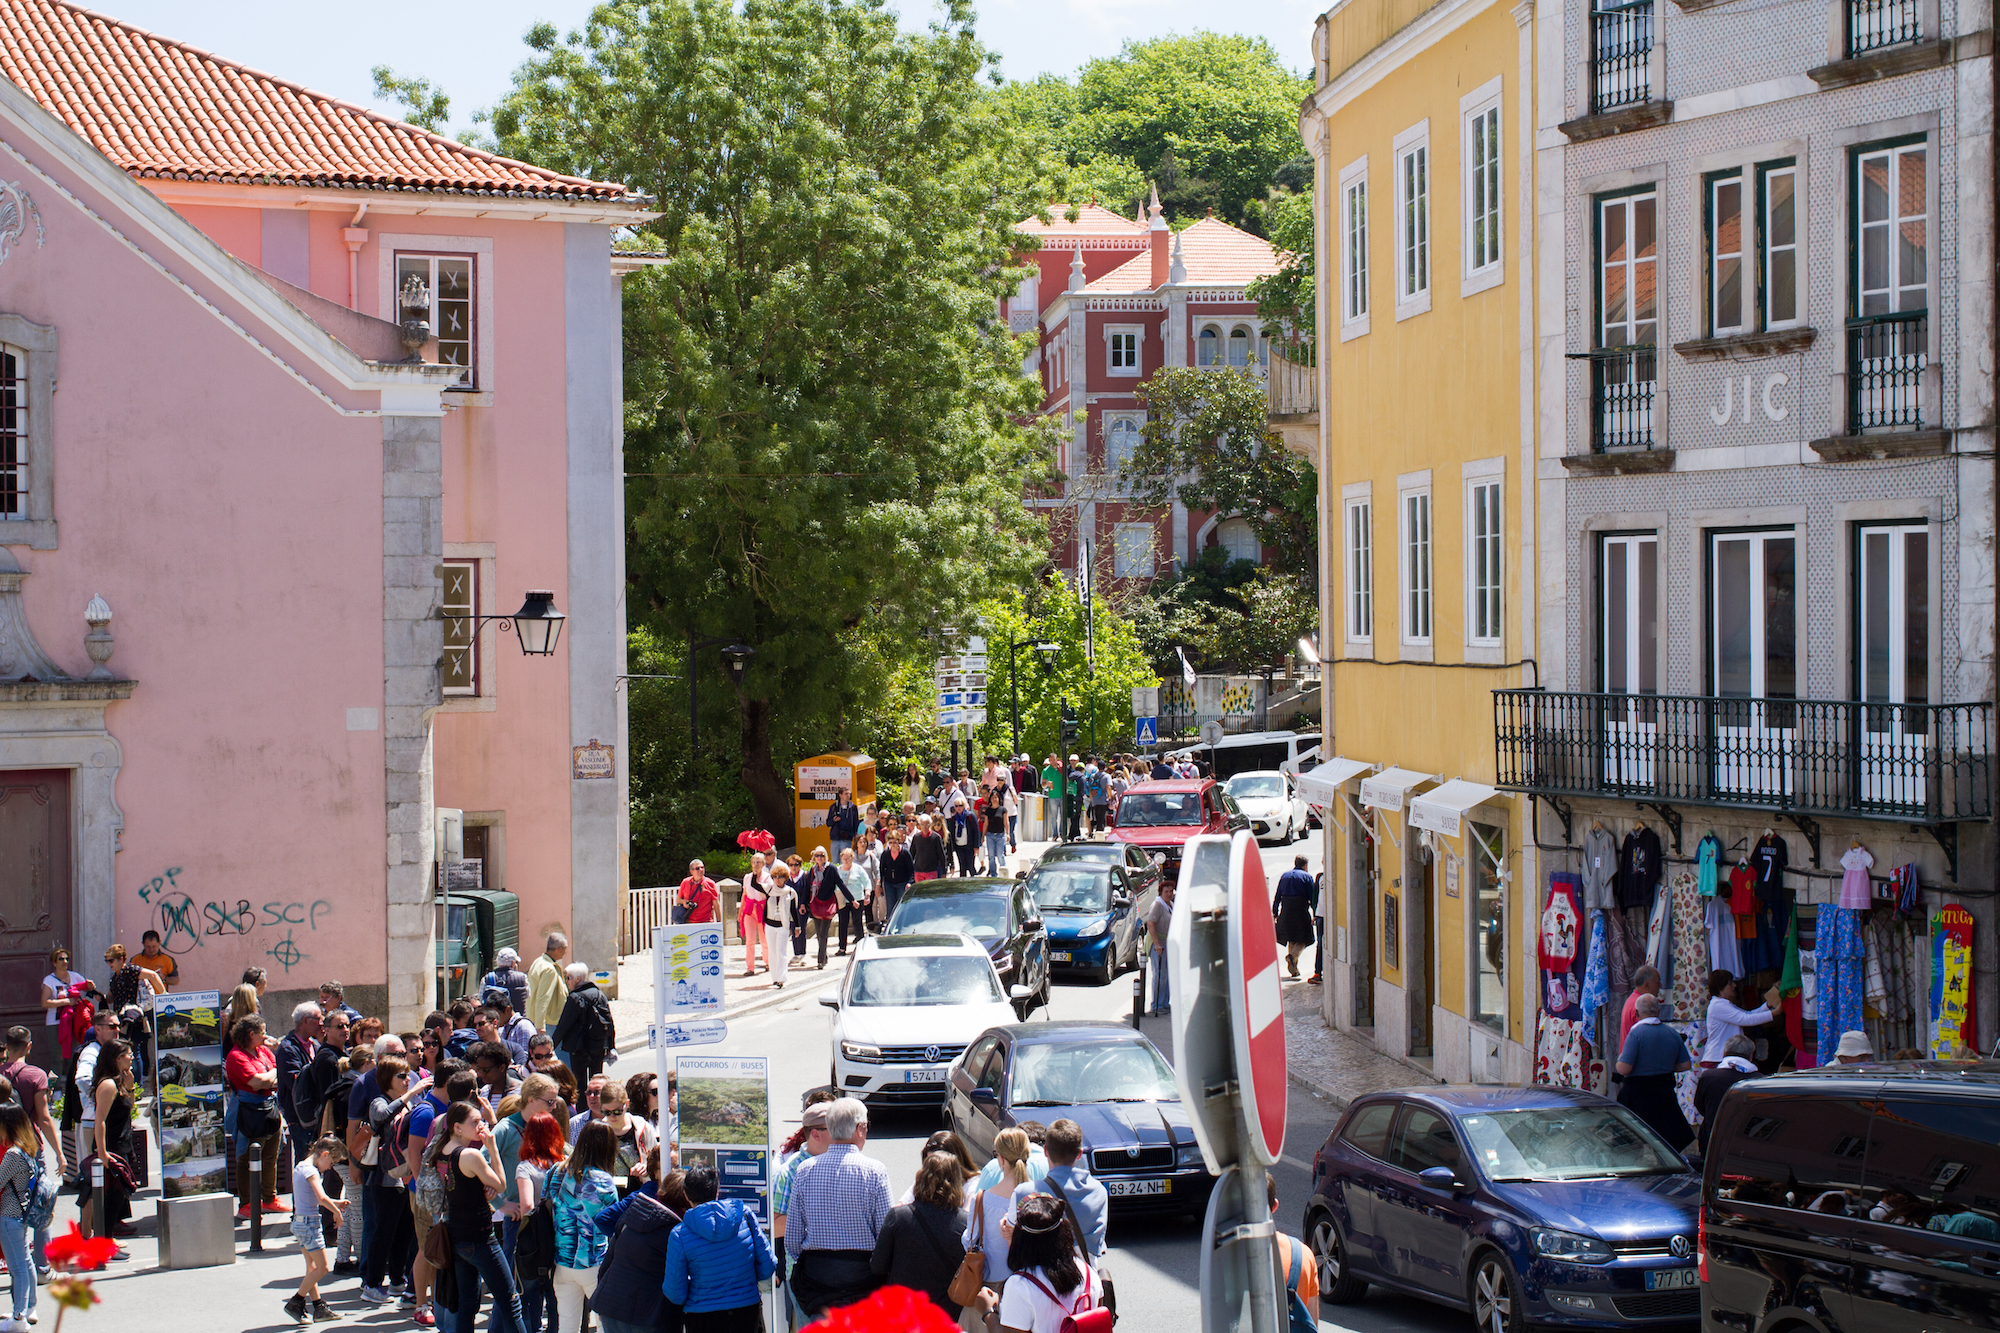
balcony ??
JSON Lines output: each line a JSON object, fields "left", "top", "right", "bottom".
{"left": 1493, "top": 689, "right": 1993, "bottom": 828}
{"left": 1810, "top": 0, "right": 1950, "bottom": 85}
{"left": 1812, "top": 312, "right": 1946, "bottom": 460}
{"left": 1848, "top": 0, "right": 1920, "bottom": 55}
{"left": 1563, "top": 346, "right": 1670, "bottom": 474}
{"left": 1267, "top": 347, "right": 1317, "bottom": 459}
{"left": 1560, "top": 3, "right": 1672, "bottom": 141}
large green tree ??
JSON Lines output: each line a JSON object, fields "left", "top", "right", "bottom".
{"left": 492, "top": 0, "right": 1059, "bottom": 837}
{"left": 972, "top": 576, "right": 1156, "bottom": 762}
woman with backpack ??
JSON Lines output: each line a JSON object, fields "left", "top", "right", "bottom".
{"left": 428, "top": 1102, "right": 525, "bottom": 1333}
{"left": 549, "top": 1121, "right": 620, "bottom": 1333}
{"left": 511, "top": 1112, "right": 568, "bottom": 1333}
{"left": 0, "top": 1102, "right": 47, "bottom": 1331}
{"left": 589, "top": 1154, "right": 685, "bottom": 1333}
{"left": 996, "top": 1195, "right": 1104, "bottom": 1333}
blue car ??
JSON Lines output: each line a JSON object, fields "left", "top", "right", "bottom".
{"left": 1022, "top": 858, "right": 1152, "bottom": 985}
{"left": 1305, "top": 1087, "right": 1700, "bottom": 1333}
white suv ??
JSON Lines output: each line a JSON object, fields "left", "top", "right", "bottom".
{"left": 821, "top": 934, "right": 1026, "bottom": 1106}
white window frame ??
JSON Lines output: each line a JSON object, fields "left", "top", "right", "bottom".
{"left": 1397, "top": 471, "right": 1433, "bottom": 654}
{"left": 1708, "top": 170, "right": 1747, "bottom": 337}
{"left": 0, "top": 316, "right": 56, "bottom": 549}
{"left": 1342, "top": 482, "right": 1374, "bottom": 651}
{"left": 1759, "top": 161, "right": 1801, "bottom": 331}
{"left": 1463, "top": 460, "right": 1504, "bottom": 654}
{"left": 1339, "top": 155, "right": 1371, "bottom": 340}
{"left": 1393, "top": 120, "right": 1432, "bottom": 319}
{"left": 1102, "top": 410, "right": 1144, "bottom": 478}
{"left": 377, "top": 234, "right": 496, "bottom": 406}
{"left": 1196, "top": 324, "right": 1222, "bottom": 368}
{"left": 440, "top": 542, "right": 499, "bottom": 712}
{"left": 1854, "top": 138, "right": 1930, "bottom": 317}
{"left": 1461, "top": 79, "right": 1504, "bottom": 297}
{"left": 1112, "top": 522, "right": 1155, "bottom": 579}
{"left": 1105, "top": 323, "right": 1143, "bottom": 377}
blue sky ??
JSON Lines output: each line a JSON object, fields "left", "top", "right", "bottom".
{"left": 95, "top": 0, "right": 1320, "bottom": 141}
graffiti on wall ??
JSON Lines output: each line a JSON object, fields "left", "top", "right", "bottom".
{"left": 135, "top": 868, "right": 334, "bottom": 973}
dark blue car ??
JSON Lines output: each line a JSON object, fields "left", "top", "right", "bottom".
{"left": 1021, "top": 858, "right": 1153, "bottom": 985}
{"left": 1305, "top": 1087, "right": 1701, "bottom": 1332}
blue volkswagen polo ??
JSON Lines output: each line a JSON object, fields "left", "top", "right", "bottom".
{"left": 1304, "top": 1087, "right": 1700, "bottom": 1333}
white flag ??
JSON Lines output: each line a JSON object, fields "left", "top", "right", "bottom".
{"left": 1177, "top": 646, "right": 1196, "bottom": 688}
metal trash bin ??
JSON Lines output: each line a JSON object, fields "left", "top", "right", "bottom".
{"left": 159, "top": 1191, "right": 236, "bottom": 1269}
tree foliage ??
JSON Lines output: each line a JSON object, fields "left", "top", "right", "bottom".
{"left": 371, "top": 66, "right": 453, "bottom": 133}
{"left": 970, "top": 575, "right": 1157, "bottom": 763}
{"left": 1122, "top": 367, "right": 1317, "bottom": 579}
{"left": 490, "top": 0, "right": 1060, "bottom": 838}
{"left": 994, "top": 33, "right": 1310, "bottom": 232}
{"left": 1245, "top": 187, "right": 1314, "bottom": 347}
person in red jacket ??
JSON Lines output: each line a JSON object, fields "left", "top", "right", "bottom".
{"left": 679, "top": 861, "right": 720, "bottom": 924}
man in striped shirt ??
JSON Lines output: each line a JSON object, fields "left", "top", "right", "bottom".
{"left": 784, "top": 1098, "right": 890, "bottom": 1322}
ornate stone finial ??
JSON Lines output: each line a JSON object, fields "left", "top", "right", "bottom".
{"left": 0, "top": 181, "right": 45, "bottom": 270}
{"left": 1169, "top": 232, "right": 1187, "bottom": 285}
{"left": 1068, "top": 246, "right": 1086, "bottom": 293}
{"left": 397, "top": 273, "right": 432, "bottom": 362}
{"left": 84, "top": 594, "right": 114, "bottom": 680}
{"left": 0, "top": 548, "right": 64, "bottom": 682}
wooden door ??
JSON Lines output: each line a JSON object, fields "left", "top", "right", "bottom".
{"left": 0, "top": 770, "right": 71, "bottom": 1068}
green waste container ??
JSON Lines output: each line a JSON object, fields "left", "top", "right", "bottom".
{"left": 434, "top": 896, "right": 481, "bottom": 1003}
{"left": 457, "top": 889, "right": 520, "bottom": 988}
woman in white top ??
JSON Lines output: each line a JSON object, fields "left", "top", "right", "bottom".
{"left": 997, "top": 1194, "right": 1100, "bottom": 1333}
{"left": 1701, "top": 969, "right": 1782, "bottom": 1065}
{"left": 965, "top": 1127, "right": 1034, "bottom": 1300}
{"left": 762, "top": 865, "right": 798, "bottom": 990}
{"left": 838, "top": 848, "right": 874, "bottom": 945}
{"left": 740, "top": 853, "right": 772, "bottom": 976}
{"left": 41, "top": 947, "right": 83, "bottom": 1027}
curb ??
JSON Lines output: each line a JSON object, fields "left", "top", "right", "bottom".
{"left": 613, "top": 964, "right": 843, "bottom": 1056}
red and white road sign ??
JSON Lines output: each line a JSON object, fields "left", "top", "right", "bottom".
{"left": 1226, "top": 832, "right": 1286, "bottom": 1166}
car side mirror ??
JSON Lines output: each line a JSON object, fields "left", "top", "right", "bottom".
{"left": 1025, "top": 918, "right": 1043, "bottom": 932}
{"left": 1009, "top": 984, "right": 1034, "bottom": 1001}
{"left": 1418, "top": 1166, "right": 1464, "bottom": 1193}
{"left": 971, "top": 1086, "right": 1000, "bottom": 1105}
{"left": 818, "top": 993, "right": 840, "bottom": 1010}
{"left": 1112, "top": 893, "right": 1132, "bottom": 908}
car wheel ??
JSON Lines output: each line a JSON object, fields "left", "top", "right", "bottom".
{"left": 1467, "top": 1250, "right": 1525, "bottom": 1333}
{"left": 1096, "top": 955, "right": 1116, "bottom": 986}
{"left": 1309, "top": 1212, "right": 1368, "bottom": 1305}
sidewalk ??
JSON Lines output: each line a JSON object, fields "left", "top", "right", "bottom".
{"left": 1279, "top": 973, "right": 1440, "bottom": 1107}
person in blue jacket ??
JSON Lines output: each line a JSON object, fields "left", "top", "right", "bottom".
{"left": 661, "top": 1164, "right": 777, "bottom": 1329}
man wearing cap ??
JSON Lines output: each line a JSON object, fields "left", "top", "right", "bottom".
{"left": 1833, "top": 1030, "right": 1877, "bottom": 1064}
{"left": 480, "top": 949, "right": 531, "bottom": 1017}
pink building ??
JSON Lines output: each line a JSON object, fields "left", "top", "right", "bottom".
{"left": 0, "top": 0, "right": 648, "bottom": 1034}
{"left": 1010, "top": 195, "right": 1284, "bottom": 583}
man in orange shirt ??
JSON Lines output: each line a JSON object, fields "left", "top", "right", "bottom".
{"left": 1620, "top": 966, "right": 1662, "bottom": 1052}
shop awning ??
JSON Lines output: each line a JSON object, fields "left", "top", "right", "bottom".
{"left": 1296, "top": 757, "right": 1372, "bottom": 809}
{"left": 1408, "top": 779, "right": 1500, "bottom": 837}
{"left": 1359, "top": 767, "right": 1434, "bottom": 812}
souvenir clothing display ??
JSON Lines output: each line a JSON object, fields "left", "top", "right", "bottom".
{"left": 1581, "top": 825, "right": 1618, "bottom": 914}
{"left": 1815, "top": 905, "right": 1866, "bottom": 1067}
{"left": 1539, "top": 878, "right": 1581, "bottom": 974}
{"left": 1617, "top": 825, "right": 1665, "bottom": 910}
{"left": 1535, "top": 1014, "right": 1586, "bottom": 1088}
{"left": 1752, "top": 833, "right": 1788, "bottom": 895}
{"left": 1696, "top": 834, "right": 1722, "bottom": 897}
{"left": 1839, "top": 845, "right": 1875, "bottom": 910}
{"left": 1580, "top": 913, "right": 1610, "bottom": 1029}
{"left": 1671, "top": 870, "right": 1707, "bottom": 1024}
{"left": 1705, "top": 896, "right": 1742, "bottom": 977}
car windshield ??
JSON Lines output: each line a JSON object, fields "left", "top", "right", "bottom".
{"left": 890, "top": 895, "right": 1008, "bottom": 941}
{"left": 1045, "top": 846, "right": 1117, "bottom": 865}
{"left": 1228, "top": 775, "right": 1286, "bottom": 799}
{"left": 1116, "top": 792, "right": 1203, "bottom": 827}
{"left": 1027, "top": 867, "right": 1111, "bottom": 913}
{"left": 847, "top": 956, "right": 1003, "bottom": 1007}
{"left": 1457, "top": 1106, "right": 1689, "bottom": 1182}
{"left": 1010, "top": 1039, "right": 1179, "bottom": 1106}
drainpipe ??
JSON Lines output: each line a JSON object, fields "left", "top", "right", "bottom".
{"left": 344, "top": 202, "right": 370, "bottom": 311}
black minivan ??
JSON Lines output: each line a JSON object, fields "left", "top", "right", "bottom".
{"left": 1702, "top": 1061, "right": 2000, "bottom": 1333}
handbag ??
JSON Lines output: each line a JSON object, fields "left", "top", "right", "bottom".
{"left": 946, "top": 1195, "right": 989, "bottom": 1308}
{"left": 236, "top": 1096, "right": 275, "bottom": 1141}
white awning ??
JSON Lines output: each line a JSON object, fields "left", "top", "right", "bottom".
{"left": 1359, "top": 766, "right": 1434, "bottom": 812}
{"left": 1407, "top": 779, "right": 1501, "bottom": 837}
{"left": 1296, "top": 757, "right": 1372, "bottom": 808}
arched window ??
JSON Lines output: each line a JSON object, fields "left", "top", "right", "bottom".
{"left": 1228, "top": 326, "right": 1252, "bottom": 368}
{"left": 1216, "top": 517, "right": 1260, "bottom": 565}
{"left": 1196, "top": 327, "right": 1219, "bottom": 367}
{"left": 1105, "top": 414, "right": 1142, "bottom": 475}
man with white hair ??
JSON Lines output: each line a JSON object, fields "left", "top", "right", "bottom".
{"left": 480, "top": 948, "right": 531, "bottom": 1016}
{"left": 276, "top": 1000, "right": 323, "bottom": 1163}
{"left": 785, "top": 1096, "right": 891, "bottom": 1322}
{"left": 526, "top": 931, "right": 570, "bottom": 1033}
{"left": 549, "top": 961, "right": 615, "bottom": 1082}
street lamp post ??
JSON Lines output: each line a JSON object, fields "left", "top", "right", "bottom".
{"left": 687, "top": 636, "right": 757, "bottom": 755}
{"left": 1009, "top": 639, "right": 1060, "bottom": 758}
{"left": 459, "top": 589, "right": 567, "bottom": 656}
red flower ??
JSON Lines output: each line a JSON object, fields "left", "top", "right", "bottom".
{"left": 45, "top": 1221, "right": 118, "bottom": 1272}
{"left": 802, "top": 1287, "right": 958, "bottom": 1333}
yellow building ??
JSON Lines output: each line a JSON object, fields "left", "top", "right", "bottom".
{"left": 1300, "top": 0, "right": 1543, "bottom": 1082}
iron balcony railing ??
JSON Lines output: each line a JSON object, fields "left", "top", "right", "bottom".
{"left": 1592, "top": 1, "right": 1655, "bottom": 113}
{"left": 1848, "top": 310, "right": 1928, "bottom": 432}
{"left": 1586, "top": 345, "right": 1657, "bottom": 451}
{"left": 1493, "top": 689, "right": 1993, "bottom": 824}
{"left": 1848, "top": 0, "right": 1920, "bottom": 55}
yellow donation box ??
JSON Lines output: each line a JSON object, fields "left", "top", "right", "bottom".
{"left": 794, "top": 751, "right": 876, "bottom": 859}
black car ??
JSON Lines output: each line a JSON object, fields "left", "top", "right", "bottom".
{"left": 943, "top": 1021, "right": 1214, "bottom": 1214}
{"left": 1703, "top": 1060, "right": 2000, "bottom": 1333}
{"left": 885, "top": 877, "right": 1050, "bottom": 1018}
{"left": 1021, "top": 860, "right": 1152, "bottom": 985}
{"left": 1033, "top": 839, "right": 1165, "bottom": 900}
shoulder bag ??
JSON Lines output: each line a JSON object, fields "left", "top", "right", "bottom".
{"left": 946, "top": 1194, "right": 989, "bottom": 1308}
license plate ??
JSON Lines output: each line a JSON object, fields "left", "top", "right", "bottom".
{"left": 902, "top": 1068, "right": 947, "bottom": 1083}
{"left": 1052, "top": 951, "right": 1073, "bottom": 963}
{"left": 1104, "top": 1179, "right": 1169, "bottom": 1197}
{"left": 1645, "top": 1268, "right": 1698, "bottom": 1291}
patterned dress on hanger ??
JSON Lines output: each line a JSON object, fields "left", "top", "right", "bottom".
{"left": 1816, "top": 905, "right": 1867, "bottom": 1066}
{"left": 1671, "top": 869, "right": 1707, "bottom": 1023}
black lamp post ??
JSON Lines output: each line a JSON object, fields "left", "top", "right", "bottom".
{"left": 1009, "top": 638, "right": 1060, "bottom": 758}
{"left": 689, "top": 636, "right": 757, "bottom": 754}
{"left": 461, "top": 589, "right": 566, "bottom": 656}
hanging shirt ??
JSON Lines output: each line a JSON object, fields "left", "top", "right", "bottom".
{"left": 1617, "top": 827, "right": 1664, "bottom": 910}
{"left": 1839, "top": 846, "right": 1875, "bottom": 910}
{"left": 1728, "top": 865, "right": 1759, "bottom": 940}
{"left": 1752, "top": 835, "right": 1788, "bottom": 894}
{"left": 1696, "top": 835, "right": 1722, "bottom": 897}
{"left": 1580, "top": 827, "right": 1618, "bottom": 914}
{"left": 1539, "top": 879, "right": 1582, "bottom": 973}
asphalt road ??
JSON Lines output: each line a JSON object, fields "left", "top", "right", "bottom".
{"left": 715, "top": 830, "right": 1470, "bottom": 1333}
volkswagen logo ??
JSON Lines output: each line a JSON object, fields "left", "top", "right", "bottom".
{"left": 1668, "top": 1235, "right": 1692, "bottom": 1259}
{"left": 924, "top": 1045, "right": 940, "bottom": 1064}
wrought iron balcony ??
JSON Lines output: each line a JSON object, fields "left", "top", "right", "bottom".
{"left": 1592, "top": 2, "right": 1655, "bottom": 113}
{"left": 1847, "top": 310, "right": 1928, "bottom": 433}
{"left": 1848, "top": 0, "right": 1920, "bottom": 55}
{"left": 1493, "top": 688, "right": 1993, "bottom": 824}
{"left": 1585, "top": 345, "right": 1657, "bottom": 452}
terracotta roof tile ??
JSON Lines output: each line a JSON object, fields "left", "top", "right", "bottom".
{"left": 1081, "top": 217, "right": 1280, "bottom": 294}
{"left": 1014, "top": 202, "right": 1147, "bottom": 240}
{"left": 0, "top": 0, "right": 630, "bottom": 200}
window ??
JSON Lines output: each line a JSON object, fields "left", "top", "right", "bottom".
{"left": 1467, "top": 479, "right": 1502, "bottom": 645}
{"left": 1196, "top": 326, "right": 1220, "bottom": 368}
{"left": 1709, "top": 172, "right": 1746, "bottom": 336}
{"left": 0, "top": 318, "right": 54, "bottom": 547}
{"left": 1856, "top": 141, "right": 1928, "bottom": 316}
{"left": 1599, "top": 191, "right": 1658, "bottom": 348}
{"left": 1711, "top": 1093, "right": 1873, "bottom": 1213}
{"left": 1400, "top": 488, "right": 1432, "bottom": 645}
{"left": 1471, "top": 822, "right": 1504, "bottom": 1032}
{"left": 1341, "top": 161, "right": 1370, "bottom": 329}
{"left": 1228, "top": 327, "right": 1252, "bottom": 368}
{"left": 1464, "top": 93, "right": 1502, "bottom": 280}
{"left": 1103, "top": 412, "right": 1143, "bottom": 475}
{"left": 1107, "top": 326, "right": 1141, "bottom": 376}
{"left": 1340, "top": 1101, "right": 1398, "bottom": 1161}
{"left": 1345, "top": 498, "right": 1374, "bottom": 644}
{"left": 441, "top": 559, "right": 479, "bottom": 695}
{"left": 1760, "top": 163, "right": 1799, "bottom": 329}
{"left": 1858, "top": 523, "right": 1928, "bottom": 711}
{"left": 1710, "top": 530, "right": 1798, "bottom": 798}
{"left": 0, "top": 345, "right": 23, "bottom": 517}
{"left": 1112, "top": 523, "right": 1154, "bottom": 579}
{"left": 1216, "top": 518, "right": 1260, "bottom": 565}
{"left": 1395, "top": 128, "right": 1431, "bottom": 308}
{"left": 395, "top": 254, "right": 475, "bottom": 389}
{"left": 1389, "top": 1106, "right": 1462, "bottom": 1174}
{"left": 1591, "top": 0, "right": 1655, "bottom": 112}
{"left": 1600, "top": 534, "right": 1658, "bottom": 696}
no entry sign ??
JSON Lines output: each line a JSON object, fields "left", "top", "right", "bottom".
{"left": 1226, "top": 832, "right": 1287, "bottom": 1166}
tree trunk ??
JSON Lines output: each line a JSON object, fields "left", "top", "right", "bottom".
{"left": 737, "top": 692, "right": 794, "bottom": 843}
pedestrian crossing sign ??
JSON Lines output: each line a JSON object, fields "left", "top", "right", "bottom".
{"left": 1135, "top": 716, "right": 1157, "bottom": 745}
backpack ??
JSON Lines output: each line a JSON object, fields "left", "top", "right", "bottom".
{"left": 515, "top": 1185, "right": 557, "bottom": 1282}
{"left": 1020, "top": 1268, "right": 1111, "bottom": 1333}
{"left": 6, "top": 1148, "right": 58, "bottom": 1232}
{"left": 1281, "top": 1236, "right": 1315, "bottom": 1333}
{"left": 380, "top": 1104, "right": 417, "bottom": 1181}
{"left": 414, "top": 1151, "right": 451, "bottom": 1225}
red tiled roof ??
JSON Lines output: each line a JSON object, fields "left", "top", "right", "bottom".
{"left": 1082, "top": 217, "right": 1280, "bottom": 294}
{"left": 0, "top": 0, "right": 631, "bottom": 200}
{"left": 1015, "top": 202, "right": 1147, "bottom": 240}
